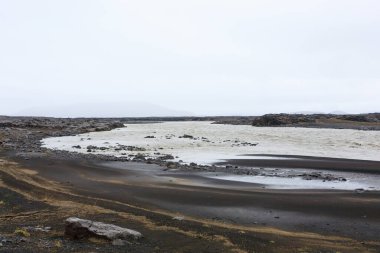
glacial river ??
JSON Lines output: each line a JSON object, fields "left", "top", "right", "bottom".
{"left": 41, "top": 122, "right": 380, "bottom": 191}
{"left": 42, "top": 121, "right": 380, "bottom": 164}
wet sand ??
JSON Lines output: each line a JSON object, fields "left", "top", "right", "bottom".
{"left": 1, "top": 151, "right": 379, "bottom": 252}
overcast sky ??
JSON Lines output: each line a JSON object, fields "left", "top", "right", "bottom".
{"left": 1, "top": 0, "right": 379, "bottom": 117}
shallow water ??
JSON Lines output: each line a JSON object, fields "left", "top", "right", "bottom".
{"left": 41, "top": 121, "right": 380, "bottom": 190}
{"left": 210, "top": 173, "right": 380, "bottom": 190}
{"left": 42, "top": 121, "right": 380, "bottom": 164}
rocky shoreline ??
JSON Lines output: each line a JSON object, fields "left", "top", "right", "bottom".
{"left": 213, "top": 113, "right": 380, "bottom": 130}
{"left": 0, "top": 116, "right": 371, "bottom": 184}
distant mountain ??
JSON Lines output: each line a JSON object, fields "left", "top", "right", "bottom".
{"left": 293, "top": 111, "right": 324, "bottom": 115}
{"left": 329, "top": 110, "right": 348, "bottom": 115}
{"left": 293, "top": 111, "right": 348, "bottom": 115}
{"left": 13, "top": 102, "right": 193, "bottom": 118}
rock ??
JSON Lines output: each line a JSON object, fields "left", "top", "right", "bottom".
{"left": 20, "top": 237, "right": 28, "bottom": 243}
{"left": 144, "top": 136, "right": 155, "bottom": 139}
{"left": 133, "top": 153, "right": 146, "bottom": 161}
{"left": 179, "top": 134, "right": 194, "bottom": 139}
{"left": 114, "top": 145, "right": 146, "bottom": 152}
{"left": 1, "top": 238, "right": 11, "bottom": 244}
{"left": 172, "top": 216, "right": 185, "bottom": 221}
{"left": 300, "top": 172, "right": 346, "bottom": 182}
{"left": 158, "top": 154, "right": 175, "bottom": 160}
{"left": 65, "top": 217, "right": 142, "bottom": 241}
{"left": 166, "top": 162, "right": 177, "bottom": 169}
{"left": 355, "top": 188, "right": 365, "bottom": 194}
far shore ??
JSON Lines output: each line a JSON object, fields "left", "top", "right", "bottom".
{"left": 2, "top": 112, "right": 380, "bottom": 130}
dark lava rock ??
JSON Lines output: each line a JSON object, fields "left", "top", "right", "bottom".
{"left": 300, "top": 172, "right": 346, "bottom": 182}
{"left": 179, "top": 134, "right": 194, "bottom": 139}
{"left": 115, "top": 145, "right": 146, "bottom": 152}
{"left": 158, "top": 154, "right": 175, "bottom": 161}
{"left": 133, "top": 153, "right": 147, "bottom": 161}
{"left": 251, "top": 114, "right": 314, "bottom": 126}
{"left": 166, "top": 162, "right": 177, "bottom": 169}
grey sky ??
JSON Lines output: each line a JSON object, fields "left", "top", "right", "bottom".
{"left": 1, "top": 0, "right": 379, "bottom": 116}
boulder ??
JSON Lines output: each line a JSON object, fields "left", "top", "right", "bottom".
{"left": 355, "top": 188, "right": 366, "bottom": 194}
{"left": 158, "top": 154, "right": 175, "bottom": 161}
{"left": 65, "top": 217, "right": 142, "bottom": 241}
{"left": 179, "top": 134, "right": 194, "bottom": 139}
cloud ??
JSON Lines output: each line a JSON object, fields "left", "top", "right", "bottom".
{"left": 0, "top": 0, "right": 379, "bottom": 116}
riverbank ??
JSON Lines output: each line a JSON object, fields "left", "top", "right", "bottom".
{"left": 1, "top": 117, "right": 380, "bottom": 252}
{"left": 1, "top": 152, "right": 380, "bottom": 253}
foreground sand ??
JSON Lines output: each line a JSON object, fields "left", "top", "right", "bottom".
{"left": 0, "top": 151, "right": 380, "bottom": 253}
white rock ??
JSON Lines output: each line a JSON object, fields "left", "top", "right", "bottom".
{"left": 65, "top": 217, "right": 142, "bottom": 240}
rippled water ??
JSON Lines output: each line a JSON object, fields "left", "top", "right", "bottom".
{"left": 42, "top": 121, "right": 380, "bottom": 164}
{"left": 41, "top": 122, "right": 380, "bottom": 190}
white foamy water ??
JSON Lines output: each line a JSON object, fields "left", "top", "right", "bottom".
{"left": 41, "top": 121, "right": 380, "bottom": 190}
{"left": 42, "top": 121, "right": 380, "bottom": 164}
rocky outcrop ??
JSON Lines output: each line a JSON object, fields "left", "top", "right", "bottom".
{"left": 0, "top": 117, "right": 125, "bottom": 153}
{"left": 211, "top": 113, "right": 380, "bottom": 130}
{"left": 251, "top": 113, "right": 380, "bottom": 130}
{"left": 65, "top": 217, "right": 142, "bottom": 241}
{"left": 251, "top": 114, "right": 315, "bottom": 126}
